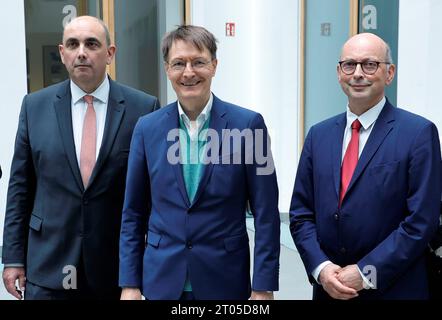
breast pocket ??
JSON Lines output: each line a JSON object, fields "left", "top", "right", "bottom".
{"left": 369, "top": 161, "right": 402, "bottom": 196}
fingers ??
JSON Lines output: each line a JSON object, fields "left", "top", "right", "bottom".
{"left": 19, "top": 274, "right": 27, "bottom": 292}
{"left": 120, "top": 288, "right": 142, "bottom": 300}
{"left": 3, "top": 274, "right": 22, "bottom": 300}
{"left": 325, "top": 277, "right": 359, "bottom": 300}
{"left": 3, "top": 268, "right": 26, "bottom": 300}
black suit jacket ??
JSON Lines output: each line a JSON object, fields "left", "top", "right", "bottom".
{"left": 2, "top": 78, "right": 158, "bottom": 295}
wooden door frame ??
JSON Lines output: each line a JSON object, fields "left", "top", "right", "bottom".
{"left": 102, "top": 0, "right": 116, "bottom": 79}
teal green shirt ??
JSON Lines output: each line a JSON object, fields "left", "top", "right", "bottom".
{"left": 179, "top": 114, "right": 211, "bottom": 291}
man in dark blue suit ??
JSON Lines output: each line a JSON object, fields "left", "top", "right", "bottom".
{"left": 119, "top": 25, "right": 280, "bottom": 300}
{"left": 2, "top": 16, "right": 158, "bottom": 299}
{"left": 290, "top": 33, "right": 441, "bottom": 300}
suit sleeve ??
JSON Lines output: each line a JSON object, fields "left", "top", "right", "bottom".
{"left": 119, "top": 119, "right": 150, "bottom": 288}
{"left": 246, "top": 113, "right": 281, "bottom": 291}
{"left": 358, "top": 122, "right": 441, "bottom": 291}
{"left": 2, "top": 95, "right": 36, "bottom": 264}
{"left": 289, "top": 128, "right": 331, "bottom": 282}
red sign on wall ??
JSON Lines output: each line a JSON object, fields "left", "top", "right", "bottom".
{"left": 226, "top": 22, "right": 235, "bottom": 37}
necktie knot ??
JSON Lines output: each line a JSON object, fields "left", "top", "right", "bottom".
{"left": 351, "top": 119, "right": 362, "bottom": 131}
{"left": 84, "top": 95, "right": 94, "bottom": 105}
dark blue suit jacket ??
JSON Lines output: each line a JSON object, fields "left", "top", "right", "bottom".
{"left": 119, "top": 95, "right": 280, "bottom": 300}
{"left": 2, "top": 78, "right": 158, "bottom": 296}
{"left": 290, "top": 100, "right": 441, "bottom": 299}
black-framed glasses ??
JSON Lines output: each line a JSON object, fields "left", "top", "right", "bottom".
{"left": 338, "top": 60, "right": 390, "bottom": 75}
{"left": 167, "top": 58, "right": 213, "bottom": 72}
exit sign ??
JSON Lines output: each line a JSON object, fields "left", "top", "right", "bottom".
{"left": 226, "top": 22, "right": 235, "bottom": 37}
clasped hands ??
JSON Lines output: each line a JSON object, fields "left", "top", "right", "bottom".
{"left": 319, "top": 263, "right": 364, "bottom": 300}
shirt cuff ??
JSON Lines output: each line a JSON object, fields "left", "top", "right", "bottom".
{"left": 357, "top": 266, "right": 375, "bottom": 289}
{"left": 4, "top": 263, "right": 25, "bottom": 268}
{"left": 312, "top": 260, "right": 332, "bottom": 284}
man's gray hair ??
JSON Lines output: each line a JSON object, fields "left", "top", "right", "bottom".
{"left": 385, "top": 43, "right": 393, "bottom": 64}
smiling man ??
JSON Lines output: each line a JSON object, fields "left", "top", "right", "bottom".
{"left": 119, "top": 25, "right": 280, "bottom": 300}
{"left": 2, "top": 16, "right": 158, "bottom": 300}
{"left": 290, "top": 33, "right": 441, "bottom": 300}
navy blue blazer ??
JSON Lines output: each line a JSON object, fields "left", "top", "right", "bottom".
{"left": 119, "top": 95, "right": 280, "bottom": 300}
{"left": 290, "top": 100, "right": 441, "bottom": 299}
{"left": 2, "top": 78, "right": 158, "bottom": 296}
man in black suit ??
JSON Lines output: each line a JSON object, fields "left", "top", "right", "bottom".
{"left": 1, "top": 16, "right": 158, "bottom": 299}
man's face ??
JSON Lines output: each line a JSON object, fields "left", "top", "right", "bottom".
{"left": 337, "top": 35, "right": 395, "bottom": 110}
{"left": 59, "top": 17, "right": 115, "bottom": 93}
{"left": 165, "top": 40, "right": 217, "bottom": 108}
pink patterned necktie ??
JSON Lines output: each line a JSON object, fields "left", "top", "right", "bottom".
{"left": 80, "top": 95, "right": 97, "bottom": 187}
{"left": 339, "top": 119, "right": 362, "bottom": 207}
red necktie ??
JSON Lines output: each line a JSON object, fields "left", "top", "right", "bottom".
{"left": 339, "top": 119, "right": 362, "bottom": 206}
{"left": 80, "top": 95, "right": 97, "bottom": 187}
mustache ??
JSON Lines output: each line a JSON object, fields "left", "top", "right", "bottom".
{"left": 349, "top": 80, "right": 371, "bottom": 86}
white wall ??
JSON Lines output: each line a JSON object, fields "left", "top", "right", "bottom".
{"left": 0, "top": 1, "right": 28, "bottom": 245}
{"left": 191, "top": 0, "right": 300, "bottom": 212}
{"left": 397, "top": 0, "right": 442, "bottom": 136}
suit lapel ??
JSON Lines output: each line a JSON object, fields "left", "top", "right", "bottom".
{"left": 332, "top": 114, "right": 347, "bottom": 198}
{"left": 53, "top": 80, "right": 84, "bottom": 192}
{"left": 164, "top": 103, "right": 191, "bottom": 207}
{"left": 88, "top": 79, "right": 125, "bottom": 188}
{"left": 190, "top": 96, "right": 228, "bottom": 208}
{"left": 345, "top": 101, "right": 395, "bottom": 195}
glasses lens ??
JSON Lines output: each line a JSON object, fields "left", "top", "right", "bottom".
{"left": 361, "top": 61, "right": 378, "bottom": 74}
{"left": 341, "top": 61, "right": 356, "bottom": 74}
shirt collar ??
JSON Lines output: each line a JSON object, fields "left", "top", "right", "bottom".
{"left": 346, "top": 96, "right": 386, "bottom": 130}
{"left": 71, "top": 76, "right": 110, "bottom": 105}
{"left": 178, "top": 93, "right": 213, "bottom": 125}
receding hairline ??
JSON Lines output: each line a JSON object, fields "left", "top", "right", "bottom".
{"left": 62, "top": 16, "right": 111, "bottom": 47}
{"left": 339, "top": 33, "right": 393, "bottom": 64}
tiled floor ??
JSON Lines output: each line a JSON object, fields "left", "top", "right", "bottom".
{"left": 0, "top": 217, "right": 312, "bottom": 300}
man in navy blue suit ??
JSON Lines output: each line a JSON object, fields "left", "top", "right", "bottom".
{"left": 119, "top": 25, "right": 280, "bottom": 300}
{"left": 290, "top": 33, "right": 441, "bottom": 300}
{"left": 2, "top": 16, "right": 158, "bottom": 300}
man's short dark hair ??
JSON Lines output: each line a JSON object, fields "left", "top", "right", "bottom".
{"left": 162, "top": 25, "right": 218, "bottom": 62}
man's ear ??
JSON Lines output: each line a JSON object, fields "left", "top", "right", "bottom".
{"left": 106, "top": 45, "right": 117, "bottom": 65}
{"left": 59, "top": 44, "right": 65, "bottom": 64}
{"left": 385, "top": 64, "right": 396, "bottom": 85}
{"left": 211, "top": 59, "right": 218, "bottom": 76}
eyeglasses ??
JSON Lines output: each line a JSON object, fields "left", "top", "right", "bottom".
{"left": 338, "top": 60, "right": 390, "bottom": 75}
{"left": 167, "top": 58, "right": 213, "bottom": 72}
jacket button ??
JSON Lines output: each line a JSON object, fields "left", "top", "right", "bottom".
{"left": 340, "top": 247, "right": 346, "bottom": 254}
{"left": 83, "top": 199, "right": 89, "bottom": 205}
{"left": 186, "top": 242, "right": 193, "bottom": 249}
{"left": 334, "top": 213, "right": 339, "bottom": 220}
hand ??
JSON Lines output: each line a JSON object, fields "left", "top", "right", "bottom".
{"left": 250, "top": 291, "right": 274, "bottom": 300}
{"left": 120, "top": 287, "right": 142, "bottom": 300}
{"left": 2, "top": 267, "right": 26, "bottom": 300}
{"left": 336, "top": 264, "right": 364, "bottom": 291}
{"left": 319, "top": 263, "right": 358, "bottom": 300}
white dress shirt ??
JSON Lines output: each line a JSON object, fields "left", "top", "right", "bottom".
{"left": 177, "top": 93, "right": 213, "bottom": 140}
{"left": 71, "top": 77, "right": 109, "bottom": 166}
{"left": 312, "top": 97, "right": 386, "bottom": 288}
